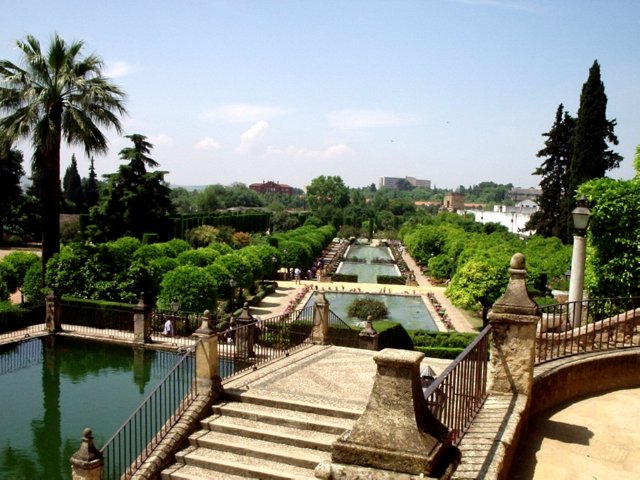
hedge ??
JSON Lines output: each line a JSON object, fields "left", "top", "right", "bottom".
{"left": 0, "top": 305, "right": 44, "bottom": 334}
{"left": 409, "top": 331, "right": 478, "bottom": 349}
{"left": 376, "top": 275, "right": 405, "bottom": 285}
{"left": 330, "top": 273, "right": 358, "bottom": 283}
{"left": 414, "top": 346, "right": 465, "bottom": 360}
{"left": 374, "top": 320, "right": 414, "bottom": 350}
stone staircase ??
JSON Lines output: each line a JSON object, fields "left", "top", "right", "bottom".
{"left": 161, "top": 388, "right": 361, "bottom": 480}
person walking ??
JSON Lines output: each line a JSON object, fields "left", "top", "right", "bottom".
{"left": 294, "top": 267, "right": 301, "bottom": 284}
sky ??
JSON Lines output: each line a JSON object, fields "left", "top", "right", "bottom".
{"left": 1, "top": 0, "right": 639, "bottom": 191}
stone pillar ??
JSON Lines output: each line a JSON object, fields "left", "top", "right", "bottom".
{"left": 233, "top": 302, "right": 256, "bottom": 359}
{"left": 133, "top": 294, "right": 151, "bottom": 344}
{"left": 193, "top": 310, "right": 222, "bottom": 395}
{"left": 311, "top": 292, "right": 330, "bottom": 345}
{"left": 70, "top": 428, "right": 103, "bottom": 480}
{"left": 45, "top": 292, "right": 62, "bottom": 333}
{"left": 568, "top": 234, "right": 587, "bottom": 326}
{"left": 358, "top": 316, "right": 379, "bottom": 351}
{"left": 487, "top": 253, "right": 541, "bottom": 396}
{"left": 331, "top": 349, "right": 451, "bottom": 476}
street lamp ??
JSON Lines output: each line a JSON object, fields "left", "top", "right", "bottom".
{"left": 169, "top": 298, "right": 180, "bottom": 336}
{"left": 229, "top": 278, "right": 237, "bottom": 313}
{"left": 568, "top": 197, "right": 591, "bottom": 327}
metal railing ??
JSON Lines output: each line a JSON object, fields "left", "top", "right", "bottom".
{"left": 101, "top": 345, "right": 197, "bottom": 479}
{"left": 218, "top": 306, "right": 315, "bottom": 379}
{"left": 60, "top": 301, "right": 134, "bottom": 340}
{"left": 151, "top": 310, "right": 203, "bottom": 337}
{"left": 422, "top": 325, "right": 491, "bottom": 446}
{"left": 536, "top": 297, "right": 640, "bottom": 365}
{"left": 0, "top": 305, "right": 46, "bottom": 343}
{"left": 327, "top": 310, "right": 360, "bottom": 348}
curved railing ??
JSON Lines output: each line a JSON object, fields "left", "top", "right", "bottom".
{"left": 536, "top": 297, "right": 640, "bottom": 365}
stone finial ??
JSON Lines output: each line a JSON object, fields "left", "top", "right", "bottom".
{"left": 71, "top": 428, "right": 103, "bottom": 463}
{"left": 490, "top": 253, "right": 539, "bottom": 317}
{"left": 360, "top": 316, "right": 377, "bottom": 337}
{"left": 315, "top": 291, "right": 329, "bottom": 306}
{"left": 194, "top": 310, "right": 214, "bottom": 335}
{"left": 237, "top": 302, "right": 254, "bottom": 322}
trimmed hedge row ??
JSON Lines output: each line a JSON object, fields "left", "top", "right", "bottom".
{"left": 330, "top": 273, "right": 358, "bottom": 283}
{"left": 374, "top": 320, "right": 414, "bottom": 350}
{"left": 414, "top": 346, "right": 465, "bottom": 360}
{"left": 0, "top": 305, "right": 44, "bottom": 334}
{"left": 410, "top": 331, "right": 478, "bottom": 349}
{"left": 377, "top": 275, "right": 405, "bottom": 285}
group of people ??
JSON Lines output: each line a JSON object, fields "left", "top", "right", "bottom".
{"left": 289, "top": 257, "right": 325, "bottom": 284}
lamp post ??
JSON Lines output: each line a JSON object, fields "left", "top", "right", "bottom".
{"left": 229, "top": 278, "right": 237, "bottom": 313}
{"left": 568, "top": 197, "right": 590, "bottom": 327}
{"left": 271, "top": 255, "right": 278, "bottom": 279}
{"left": 170, "top": 298, "right": 180, "bottom": 336}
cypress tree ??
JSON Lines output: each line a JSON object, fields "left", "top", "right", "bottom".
{"left": 63, "top": 154, "right": 84, "bottom": 213}
{"left": 569, "top": 60, "right": 622, "bottom": 197}
{"left": 526, "top": 104, "right": 575, "bottom": 243}
{"left": 83, "top": 157, "right": 99, "bottom": 209}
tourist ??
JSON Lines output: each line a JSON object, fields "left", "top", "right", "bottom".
{"left": 163, "top": 318, "right": 174, "bottom": 336}
{"left": 294, "top": 267, "right": 301, "bottom": 284}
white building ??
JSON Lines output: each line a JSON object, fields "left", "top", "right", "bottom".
{"left": 465, "top": 200, "right": 539, "bottom": 236}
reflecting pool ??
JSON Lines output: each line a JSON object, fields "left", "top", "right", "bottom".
{"left": 305, "top": 292, "right": 437, "bottom": 331}
{"left": 337, "top": 244, "right": 401, "bottom": 283}
{"left": 0, "top": 337, "right": 187, "bottom": 480}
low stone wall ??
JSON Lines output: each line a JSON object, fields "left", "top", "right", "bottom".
{"left": 530, "top": 348, "right": 640, "bottom": 416}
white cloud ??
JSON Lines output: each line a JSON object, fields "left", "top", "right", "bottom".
{"left": 236, "top": 121, "right": 269, "bottom": 154}
{"left": 203, "top": 104, "right": 292, "bottom": 123}
{"left": 104, "top": 60, "right": 137, "bottom": 78}
{"left": 195, "top": 137, "right": 222, "bottom": 151}
{"left": 149, "top": 134, "right": 174, "bottom": 146}
{"left": 326, "top": 109, "right": 418, "bottom": 130}
{"left": 266, "top": 143, "right": 353, "bottom": 159}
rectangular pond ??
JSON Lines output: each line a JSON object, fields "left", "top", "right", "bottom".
{"left": 338, "top": 244, "right": 401, "bottom": 283}
{"left": 0, "top": 336, "right": 190, "bottom": 480}
{"left": 306, "top": 292, "right": 437, "bottom": 331}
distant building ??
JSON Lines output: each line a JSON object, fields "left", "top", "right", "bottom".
{"left": 443, "top": 192, "right": 465, "bottom": 211}
{"left": 249, "top": 180, "right": 293, "bottom": 195}
{"left": 508, "top": 187, "right": 541, "bottom": 202}
{"left": 465, "top": 200, "right": 539, "bottom": 236}
{"left": 378, "top": 176, "right": 431, "bottom": 190}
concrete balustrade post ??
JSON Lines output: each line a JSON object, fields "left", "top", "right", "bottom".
{"left": 311, "top": 292, "right": 330, "bottom": 345}
{"left": 328, "top": 349, "right": 453, "bottom": 478}
{"left": 133, "top": 293, "right": 151, "bottom": 344}
{"left": 45, "top": 292, "right": 62, "bottom": 333}
{"left": 193, "top": 310, "right": 222, "bottom": 395}
{"left": 70, "top": 428, "right": 103, "bottom": 480}
{"left": 487, "top": 253, "right": 541, "bottom": 396}
{"left": 358, "top": 315, "right": 379, "bottom": 351}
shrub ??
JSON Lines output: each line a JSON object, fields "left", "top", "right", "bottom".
{"left": 23, "top": 262, "right": 43, "bottom": 304}
{"left": 158, "top": 265, "right": 218, "bottom": 313}
{"left": 347, "top": 297, "right": 388, "bottom": 321}
{"left": 414, "top": 346, "right": 464, "bottom": 359}
{"left": 374, "top": 320, "right": 414, "bottom": 350}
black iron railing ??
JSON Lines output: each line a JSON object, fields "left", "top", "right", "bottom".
{"left": 150, "top": 310, "right": 203, "bottom": 337}
{"left": 536, "top": 297, "right": 640, "bottom": 365}
{"left": 218, "top": 306, "right": 315, "bottom": 379}
{"left": 101, "top": 346, "right": 196, "bottom": 479}
{"left": 0, "top": 305, "right": 45, "bottom": 342}
{"left": 422, "top": 325, "right": 491, "bottom": 446}
{"left": 327, "top": 310, "right": 360, "bottom": 348}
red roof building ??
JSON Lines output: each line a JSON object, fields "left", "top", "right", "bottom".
{"left": 249, "top": 180, "right": 294, "bottom": 195}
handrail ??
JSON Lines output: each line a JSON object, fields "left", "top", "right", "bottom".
{"left": 218, "top": 306, "right": 315, "bottom": 380}
{"left": 536, "top": 296, "right": 640, "bottom": 365}
{"left": 100, "top": 342, "right": 197, "bottom": 479}
{"left": 422, "top": 325, "right": 491, "bottom": 446}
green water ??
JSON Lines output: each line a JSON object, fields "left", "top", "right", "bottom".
{"left": 306, "top": 292, "right": 437, "bottom": 331}
{"left": 340, "top": 244, "right": 400, "bottom": 283}
{"left": 0, "top": 337, "right": 186, "bottom": 480}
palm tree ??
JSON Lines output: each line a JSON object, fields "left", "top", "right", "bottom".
{"left": 0, "top": 34, "right": 127, "bottom": 283}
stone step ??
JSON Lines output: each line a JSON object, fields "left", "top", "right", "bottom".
{"left": 190, "top": 430, "right": 331, "bottom": 469}
{"left": 174, "top": 445, "right": 317, "bottom": 480}
{"left": 201, "top": 414, "right": 338, "bottom": 451}
{"left": 162, "top": 462, "right": 249, "bottom": 480}
{"left": 224, "top": 388, "right": 362, "bottom": 420}
{"left": 212, "top": 400, "right": 354, "bottom": 435}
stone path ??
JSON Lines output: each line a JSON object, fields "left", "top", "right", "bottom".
{"left": 510, "top": 387, "right": 640, "bottom": 480}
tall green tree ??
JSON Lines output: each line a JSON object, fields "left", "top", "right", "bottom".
{"left": 0, "top": 34, "right": 126, "bottom": 278}
{"left": 569, "top": 60, "right": 622, "bottom": 199}
{"left": 91, "top": 134, "right": 174, "bottom": 240}
{"left": 83, "top": 156, "right": 100, "bottom": 209}
{"left": 63, "top": 154, "right": 84, "bottom": 213}
{"left": 526, "top": 104, "right": 575, "bottom": 242}
{"left": 306, "top": 175, "right": 349, "bottom": 225}
{"left": 0, "top": 143, "right": 25, "bottom": 236}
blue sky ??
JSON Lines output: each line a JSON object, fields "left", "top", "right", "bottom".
{"left": 2, "top": 0, "right": 639, "bottom": 190}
